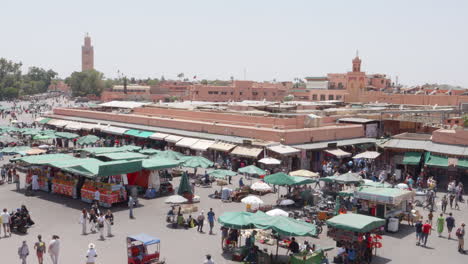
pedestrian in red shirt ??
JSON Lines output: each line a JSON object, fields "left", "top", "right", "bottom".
{"left": 421, "top": 220, "right": 432, "bottom": 247}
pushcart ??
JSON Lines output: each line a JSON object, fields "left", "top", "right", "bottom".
{"left": 127, "top": 233, "right": 165, "bottom": 264}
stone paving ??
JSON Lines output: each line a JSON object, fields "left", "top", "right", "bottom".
{"left": 0, "top": 99, "right": 467, "bottom": 264}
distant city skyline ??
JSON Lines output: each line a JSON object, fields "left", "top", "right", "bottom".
{"left": 1, "top": 0, "right": 467, "bottom": 87}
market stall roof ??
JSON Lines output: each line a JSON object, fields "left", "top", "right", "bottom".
{"left": 0, "top": 135, "right": 20, "bottom": 144}
{"left": 180, "top": 156, "right": 214, "bottom": 168}
{"left": 208, "top": 169, "right": 237, "bottom": 179}
{"left": 135, "top": 131, "right": 154, "bottom": 138}
{"left": 101, "top": 126, "right": 129, "bottom": 135}
{"left": 80, "top": 123, "right": 103, "bottom": 131}
{"left": 260, "top": 215, "right": 317, "bottom": 237}
{"left": 424, "top": 152, "right": 449, "bottom": 167}
{"left": 354, "top": 187, "right": 415, "bottom": 205}
{"left": 293, "top": 138, "right": 377, "bottom": 150}
{"left": 190, "top": 140, "right": 215, "bottom": 151}
{"left": 324, "top": 149, "right": 352, "bottom": 158}
{"left": 38, "top": 117, "right": 52, "bottom": 124}
{"left": 319, "top": 175, "right": 338, "bottom": 183}
{"left": 48, "top": 158, "right": 103, "bottom": 169}
{"left": 33, "top": 134, "right": 56, "bottom": 140}
{"left": 402, "top": 152, "right": 423, "bottom": 165}
{"left": 230, "top": 146, "right": 263, "bottom": 158}
{"left": 64, "top": 122, "right": 83, "bottom": 131}
{"left": 353, "top": 151, "right": 381, "bottom": 159}
{"left": 334, "top": 172, "right": 363, "bottom": 184}
{"left": 1, "top": 146, "right": 32, "bottom": 154}
{"left": 264, "top": 172, "right": 314, "bottom": 186}
{"left": 326, "top": 213, "right": 386, "bottom": 233}
{"left": 258, "top": 157, "right": 281, "bottom": 165}
{"left": 208, "top": 141, "right": 237, "bottom": 152}
{"left": 458, "top": 159, "right": 468, "bottom": 169}
{"left": 124, "top": 129, "right": 141, "bottom": 137}
{"left": 15, "top": 154, "right": 75, "bottom": 165}
{"left": 165, "top": 135, "right": 183, "bottom": 143}
{"left": 142, "top": 158, "right": 181, "bottom": 170}
{"left": 77, "top": 135, "right": 100, "bottom": 145}
{"left": 149, "top": 132, "right": 170, "bottom": 140}
{"left": 218, "top": 212, "right": 256, "bottom": 229}
{"left": 81, "top": 146, "right": 140, "bottom": 155}
{"left": 361, "top": 179, "right": 393, "bottom": 188}
{"left": 382, "top": 138, "right": 430, "bottom": 151}
{"left": 25, "top": 148, "right": 47, "bottom": 155}
{"left": 97, "top": 152, "right": 148, "bottom": 161}
{"left": 267, "top": 145, "right": 301, "bottom": 155}
{"left": 127, "top": 234, "right": 160, "bottom": 245}
{"left": 63, "top": 159, "right": 143, "bottom": 178}
{"left": 153, "top": 150, "right": 186, "bottom": 160}
{"left": 47, "top": 119, "right": 69, "bottom": 127}
{"left": 139, "top": 149, "right": 162, "bottom": 155}
{"left": 55, "top": 132, "right": 79, "bottom": 139}
{"left": 99, "top": 101, "right": 150, "bottom": 109}
{"left": 289, "top": 170, "right": 319, "bottom": 178}
{"left": 175, "top": 137, "right": 199, "bottom": 148}
{"left": 267, "top": 144, "right": 300, "bottom": 155}
{"left": 238, "top": 165, "right": 266, "bottom": 175}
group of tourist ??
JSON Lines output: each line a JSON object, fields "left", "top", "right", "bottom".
{"left": 79, "top": 203, "right": 114, "bottom": 240}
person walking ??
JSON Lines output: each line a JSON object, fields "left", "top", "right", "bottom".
{"left": 88, "top": 209, "right": 97, "bottom": 233}
{"left": 79, "top": 209, "right": 88, "bottom": 235}
{"left": 449, "top": 193, "right": 455, "bottom": 209}
{"left": 1, "top": 208, "right": 11, "bottom": 237}
{"left": 207, "top": 208, "right": 215, "bottom": 235}
{"left": 203, "top": 254, "right": 215, "bottom": 264}
{"left": 34, "top": 235, "right": 46, "bottom": 264}
{"left": 105, "top": 209, "right": 114, "bottom": 237}
{"left": 441, "top": 195, "right": 448, "bottom": 214}
{"left": 197, "top": 211, "right": 205, "bottom": 233}
{"left": 421, "top": 220, "right": 432, "bottom": 247}
{"left": 18, "top": 241, "right": 29, "bottom": 264}
{"left": 454, "top": 196, "right": 460, "bottom": 210}
{"left": 456, "top": 223, "right": 465, "bottom": 253}
{"left": 48, "top": 235, "right": 60, "bottom": 264}
{"left": 128, "top": 196, "right": 135, "bottom": 219}
{"left": 15, "top": 172, "right": 20, "bottom": 191}
{"left": 428, "top": 211, "right": 434, "bottom": 226}
{"left": 97, "top": 213, "right": 105, "bottom": 240}
{"left": 86, "top": 243, "right": 98, "bottom": 264}
{"left": 437, "top": 213, "right": 444, "bottom": 237}
{"left": 415, "top": 218, "right": 423, "bottom": 246}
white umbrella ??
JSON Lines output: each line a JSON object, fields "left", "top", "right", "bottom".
{"left": 258, "top": 157, "right": 281, "bottom": 165}
{"left": 250, "top": 181, "right": 272, "bottom": 192}
{"left": 165, "top": 195, "right": 188, "bottom": 204}
{"left": 279, "top": 199, "right": 295, "bottom": 206}
{"left": 38, "top": 144, "right": 51, "bottom": 149}
{"left": 241, "top": 195, "right": 264, "bottom": 205}
{"left": 396, "top": 183, "right": 409, "bottom": 190}
{"left": 266, "top": 208, "right": 289, "bottom": 217}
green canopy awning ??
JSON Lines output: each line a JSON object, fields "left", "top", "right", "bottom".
{"left": 1, "top": 146, "right": 32, "bottom": 154}
{"left": 153, "top": 150, "right": 186, "bottom": 160}
{"left": 402, "top": 152, "right": 422, "bottom": 165}
{"left": 142, "top": 158, "right": 181, "bottom": 170}
{"left": 48, "top": 158, "right": 103, "bottom": 169}
{"left": 354, "top": 186, "right": 415, "bottom": 205}
{"left": 264, "top": 172, "right": 315, "bottom": 186}
{"left": 16, "top": 154, "right": 75, "bottom": 165}
{"left": 55, "top": 132, "right": 79, "bottom": 139}
{"left": 458, "top": 159, "right": 468, "bottom": 169}
{"left": 39, "top": 117, "right": 52, "bottom": 124}
{"left": 326, "top": 213, "right": 386, "bottom": 233}
{"left": 124, "top": 129, "right": 141, "bottom": 137}
{"left": 238, "top": 165, "right": 266, "bottom": 175}
{"left": 33, "top": 134, "right": 56, "bottom": 140}
{"left": 209, "top": 169, "right": 237, "bottom": 179}
{"left": 218, "top": 212, "right": 255, "bottom": 229}
{"left": 82, "top": 145, "right": 141, "bottom": 155}
{"left": 77, "top": 135, "right": 100, "bottom": 145}
{"left": 135, "top": 131, "right": 154, "bottom": 138}
{"left": 180, "top": 156, "right": 214, "bottom": 168}
{"left": 139, "top": 149, "right": 162, "bottom": 155}
{"left": 98, "top": 160, "right": 142, "bottom": 177}
{"left": 97, "top": 152, "right": 148, "bottom": 161}
{"left": 424, "top": 152, "right": 448, "bottom": 167}
{"left": 319, "top": 175, "right": 338, "bottom": 183}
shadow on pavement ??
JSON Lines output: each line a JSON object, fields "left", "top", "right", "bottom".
{"left": 385, "top": 224, "right": 414, "bottom": 239}
{"left": 372, "top": 255, "right": 392, "bottom": 264}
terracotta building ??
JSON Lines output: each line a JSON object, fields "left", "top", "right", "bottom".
{"left": 82, "top": 34, "right": 94, "bottom": 71}
{"left": 48, "top": 80, "right": 71, "bottom": 94}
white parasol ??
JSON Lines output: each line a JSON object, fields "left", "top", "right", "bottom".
{"left": 266, "top": 208, "right": 289, "bottom": 217}
{"left": 396, "top": 183, "right": 409, "bottom": 190}
{"left": 241, "top": 195, "right": 264, "bottom": 205}
{"left": 279, "top": 199, "right": 295, "bottom": 206}
{"left": 258, "top": 157, "right": 281, "bottom": 165}
{"left": 250, "top": 181, "right": 272, "bottom": 192}
{"left": 165, "top": 195, "right": 188, "bottom": 204}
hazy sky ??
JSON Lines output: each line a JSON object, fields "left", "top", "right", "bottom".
{"left": 1, "top": 0, "right": 467, "bottom": 87}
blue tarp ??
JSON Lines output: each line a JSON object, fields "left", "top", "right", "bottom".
{"left": 128, "top": 233, "right": 160, "bottom": 245}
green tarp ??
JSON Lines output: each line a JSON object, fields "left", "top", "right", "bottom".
{"left": 238, "top": 165, "right": 266, "bottom": 175}
{"left": 354, "top": 186, "right": 415, "bottom": 205}
{"left": 82, "top": 145, "right": 141, "bottom": 155}
{"left": 153, "top": 150, "right": 186, "bottom": 160}
{"left": 458, "top": 159, "right": 468, "bottom": 169}
{"left": 319, "top": 175, "right": 338, "bottom": 183}
{"left": 326, "top": 213, "right": 385, "bottom": 233}
{"left": 16, "top": 154, "right": 75, "bottom": 165}
{"left": 97, "top": 152, "right": 148, "bottom": 161}
{"left": 139, "top": 149, "right": 162, "bottom": 155}
{"left": 77, "top": 135, "right": 100, "bottom": 145}
{"left": 135, "top": 131, "right": 154, "bottom": 138}
{"left": 424, "top": 152, "right": 448, "bottom": 167}
{"left": 98, "top": 160, "right": 142, "bottom": 177}
{"left": 33, "top": 134, "right": 56, "bottom": 140}
{"left": 209, "top": 169, "right": 237, "bottom": 179}
{"left": 334, "top": 172, "right": 363, "bottom": 184}
{"left": 39, "top": 118, "right": 52, "bottom": 124}
{"left": 177, "top": 172, "right": 193, "bottom": 195}
{"left": 402, "top": 152, "right": 422, "bottom": 165}
{"left": 218, "top": 211, "right": 255, "bottom": 229}
{"left": 264, "top": 173, "right": 314, "bottom": 186}
{"left": 361, "top": 180, "right": 392, "bottom": 188}
{"left": 48, "top": 158, "right": 103, "bottom": 169}
{"left": 180, "top": 156, "right": 214, "bottom": 168}
{"left": 1, "top": 146, "right": 32, "bottom": 154}
{"left": 55, "top": 132, "right": 79, "bottom": 139}
{"left": 142, "top": 158, "right": 181, "bottom": 170}
{"left": 124, "top": 129, "right": 141, "bottom": 137}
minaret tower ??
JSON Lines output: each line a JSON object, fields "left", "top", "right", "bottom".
{"left": 81, "top": 33, "right": 94, "bottom": 71}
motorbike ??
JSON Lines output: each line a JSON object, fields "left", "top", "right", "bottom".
{"left": 10, "top": 212, "right": 28, "bottom": 234}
